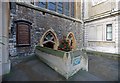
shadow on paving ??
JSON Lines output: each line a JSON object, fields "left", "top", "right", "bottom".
{"left": 2, "top": 55, "right": 119, "bottom": 81}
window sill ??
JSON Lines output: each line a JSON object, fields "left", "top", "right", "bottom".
{"left": 92, "top": 0, "right": 107, "bottom": 7}
{"left": 88, "top": 41, "right": 115, "bottom": 43}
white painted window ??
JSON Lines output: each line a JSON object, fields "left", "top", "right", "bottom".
{"left": 88, "top": 25, "right": 103, "bottom": 41}
{"left": 96, "top": 25, "right": 103, "bottom": 41}
{"left": 106, "top": 24, "right": 112, "bottom": 41}
{"left": 92, "top": 0, "right": 107, "bottom": 6}
{"left": 88, "top": 26, "right": 97, "bottom": 41}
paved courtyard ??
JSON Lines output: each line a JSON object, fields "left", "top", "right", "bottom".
{"left": 2, "top": 54, "right": 119, "bottom": 81}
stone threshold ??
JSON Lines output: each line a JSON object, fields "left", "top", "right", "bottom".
{"left": 16, "top": 2, "right": 82, "bottom": 23}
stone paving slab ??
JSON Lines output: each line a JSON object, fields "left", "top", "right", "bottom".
{"left": 0, "top": 76, "right": 2, "bottom": 83}
{"left": 2, "top": 55, "right": 119, "bottom": 81}
{"left": 88, "top": 55, "right": 119, "bottom": 81}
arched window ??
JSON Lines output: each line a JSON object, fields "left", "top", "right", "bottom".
{"left": 40, "top": 29, "right": 59, "bottom": 50}
{"left": 71, "top": 1, "right": 74, "bottom": 17}
{"left": 67, "top": 32, "right": 76, "bottom": 50}
{"left": 48, "top": 2, "right": 56, "bottom": 11}
{"left": 38, "top": 1, "right": 75, "bottom": 17}
{"left": 64, "top": 1, "right": 69, "bottom": 16}
{"left": 57, "top": 2, "right": 63, "bottom": 14}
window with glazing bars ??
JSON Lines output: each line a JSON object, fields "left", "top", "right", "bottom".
{"left": 106, "top": 24, "right": 112, "bottom": 41}
{"left": 38, "top": 1, "right": 74, "bottom": 17}
{"left": 39, "top": 2, "right": 47, "bottom": 8}
{"left": 64, "top": 1, "right": 69, "bottom": 16}
{"left": 48, "top": 2, "right": 56, "bottom": 11}
{"left": 71, "top": 2, "right": 74, "bottom": 17}
{"left": 57, "top": 2, "right": 63, "bottom": 14}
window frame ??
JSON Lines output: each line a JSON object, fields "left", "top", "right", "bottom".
{"left": 64, "top": 2, "right": 70, "bottom": 16}
{"left": 106, "top": 24, "right": 112, "bottom": 41}
{"left": 92, "top": 0, "right": 107, "bottom": 6}
{"left": 71, "top": 2, "right": 74, "bottom": 17}
{"left": 48, "top": 2, "right": 56, "bottom": 11}
{"left": 38, "top": 1, "right": 75, "bottom": 18}
{"left": 9, "top": 2, "right": 16, "bottom": 14}
{"left": 57, "top": 2, "right": 64, "bottom": 14}
{"left": 39, "top": 2, "right": 47, "bottom": 8}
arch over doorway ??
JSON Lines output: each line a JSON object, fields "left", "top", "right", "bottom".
{"left": 66, "top": 32, "right": 76, "bottom": 50}
{"left": 40, "top": 29, "right": 59, "bottom": 50}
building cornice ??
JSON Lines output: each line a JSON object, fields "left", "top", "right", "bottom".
{"left": 84, "top": 10, "right": 120, "bottom": 23}
{"left": 16, "top": 2, "right": 83, "bottom": 23}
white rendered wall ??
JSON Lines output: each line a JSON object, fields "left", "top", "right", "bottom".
{"left": 85, "top": 16, "right": 119, "bottom": 54}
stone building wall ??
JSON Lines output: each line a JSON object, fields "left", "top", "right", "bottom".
{"left": 9, "top": 3, "right": 83, "bottom": 56}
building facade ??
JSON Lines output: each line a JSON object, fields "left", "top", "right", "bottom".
{"left": 8, "top": 1, "right": 83, "bottom": 57}
{"left": 1, "top": 1, "right": 83, "bottom": 76}
{"left": 83, "top": 0, "right": 120, "bottom": 54}
{"left": 0, "top": 0, "right": 120, "bottom": 77}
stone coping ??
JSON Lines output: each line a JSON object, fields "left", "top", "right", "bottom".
{"left": 36, "top": 46, "right": 65, "bottom": 58}
{"left": 82, "top": 49, "right": 120, "bottom": 57}
{"left": 35, "top": 46, "right": 82, "bottom": 58}
{"left": 88, "top": 41, "right": 115, "bottom": 43}
{"left": 16, "top": 2, "right": 82, "bottom": 23}
{"left": 84, "top": 10, "right": 120, "bottom": 23}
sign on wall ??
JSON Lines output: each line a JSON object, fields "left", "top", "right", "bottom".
{"left": 16, "top": 23, "right": 31, "bottom": 46}
{"left": 73, "top": 56, "right": 81, "bottom": 66}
